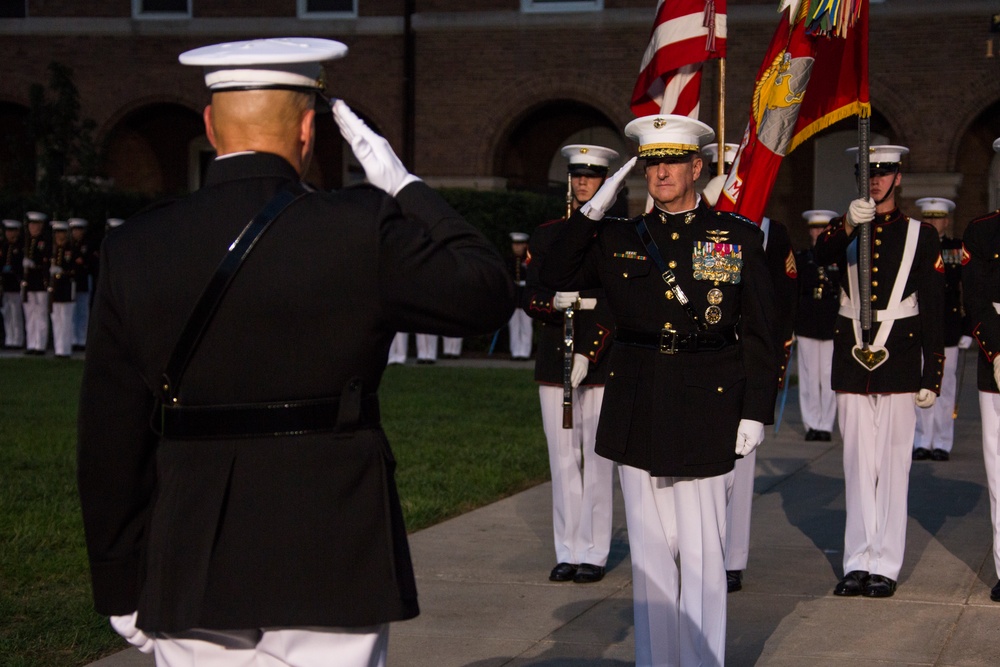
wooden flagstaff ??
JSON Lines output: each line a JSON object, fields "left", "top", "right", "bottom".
{"left": 717, "top": 57, "right": 726, "bottom": 177}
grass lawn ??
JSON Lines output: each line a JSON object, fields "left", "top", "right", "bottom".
{"left": 0, "top": 358, "right": 546, "bottom": 666}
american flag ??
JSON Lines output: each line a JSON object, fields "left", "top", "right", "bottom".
{"left": 630, "top": 0, "right": 727, "bottom": 118}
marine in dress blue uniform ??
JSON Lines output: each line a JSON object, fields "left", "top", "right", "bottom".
{"left": 1, "top": 219, "right": 26, "bottom": 348}
{"left": 47, "top": 220, "right": 76, "bottom": 358}
{"left": 794, "top": 210, "right": 841, "bottom": 441}
{"left": 541, "top": 115, "right": 778, "bottom": 667}
{"left": 911, "top": 197, "right": 970, "bottom": 462}
{"left": 77, "top": 38, "right": 515, "bottom": 667}
{"left": 68, "top": 217, "right": 95, "bottom": 350}
{"left": 964, "top": 136, "right": 1000, "bottom": 602}
{"left": 508, "top": 231, "right": 533, "bottom": 359}
{"left": 22, "top": 211, "right": 50, "bottom": 355}
{"left": 815, "top": 145, "right": 945, "bottom": 599}
{"left": 523, "top": 143, "right": 618, "bottom": 584}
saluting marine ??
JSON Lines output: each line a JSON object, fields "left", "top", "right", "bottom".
{"left": 523, "top": 143, "right": 618, "bottom": 585}
{"left": 541, "top": 115, "right": 778, "bottom": 667}
{"left": 815, "top": 145, "right": 945, "bottom": 599}
{"left": 794, "top": 210, "right": 841, "bottom": 442}
{"left": 963, "top": 136, "right": 1000, "bottom": 603}
{"left": 22, "top": 211, "right": 51, "bottom": 355}
{"left": 1, "top": 219, "right": 25, "bottom": 348}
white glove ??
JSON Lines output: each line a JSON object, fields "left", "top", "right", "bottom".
{"left": 994, "top": 356, "right": 1000, "bottom": 389}
{"left": 22, "top": 258, "right": 35, "bottom": 269}
{"left": 700, "top": 174, "right": 727, "bottom": 208}
{"left": 846, "top": 197, "right": 876, "bottom": 228}
{"left": 958, "top": 335, "right": 974, "bottom": 350}
{"left": 49, "top": 265, "right": 63, "bottom": 276}
{"left": 553, "top": 291, "right": 580, "bottom": 311}
{"left": 109, "top": 612, "right": 155, "bottom": 654}
{"left": 580, "top": 156, "right": 638, "bottom": 221}
{"left": 331, "top": 99, "right": 421, "bottom": 197}
{"left": 914, "top": 388, "right": 937, "bottom": 408}
{"left": 570, "top": 353, "right": 589, "bottom": 388}
{"left": 735, "top": 419, "right": 765, "bottom": 457}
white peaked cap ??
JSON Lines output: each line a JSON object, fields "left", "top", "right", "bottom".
{"left": 560, "top": 144, "right": 620, "bottom": 173}
{"left": 180, "top": 37, "right": 348, "bottom": 91}
{"left": 624, "top": 115, "right": 715, "bottom": 158}
{"left": 845, "top": 144, "right": 909, "bottom": 165}
{"left": 701, "top": 142, "right": 740, "bottom": 165}
{"left": 802, "top": 209, "right": 838, "bottom": 226}
{"left": 914, "top": 197, "right": 955, "bottom": 218}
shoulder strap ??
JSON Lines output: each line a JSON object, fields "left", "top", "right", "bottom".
{"left": 160, "top": 182, "right": 310, "bottom": 403}
{"left": 635, "top": 215, "right": 707, "bottom": 331}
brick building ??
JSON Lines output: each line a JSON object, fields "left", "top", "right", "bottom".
{"left": 1, "top": 0, "right": 999, "bottom": 246}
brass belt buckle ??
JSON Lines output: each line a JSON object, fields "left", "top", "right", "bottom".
{"left": 659, "top": 327, "right": 679, "bottom": 355}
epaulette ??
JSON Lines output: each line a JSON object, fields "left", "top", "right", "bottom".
{"left": 967, "top": 209, "right": 1000, "bottom": 226}
{"left": 711, "top": 209, "right": 758, "bottom": 229}
{"left": 132, "top": 197, "right": 178, "bottom": 218}
{"left": 602, "top": 215, "right": 638, "bottom": 224}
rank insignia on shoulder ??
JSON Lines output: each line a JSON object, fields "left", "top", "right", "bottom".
{"left": 692, "top": 241, "right": 742, "bottom": 284}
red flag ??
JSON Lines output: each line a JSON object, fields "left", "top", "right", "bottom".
{"left": 631, "top": 0, "right": 727, "bottom": 118}
{"left": 715, "top": 0, "right": 870, "bottom": 223}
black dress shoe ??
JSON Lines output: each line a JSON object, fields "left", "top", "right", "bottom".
{"left": 573, "top": 563, "right": 605, "bottom": 583}
{"left": 549, "top": 562, "right": 578, "bottom": 582}
{"left": 912, "top": 447, "right": 931, "bottom": 461}
{"left": 805, "top": 429, "right": 818, "bottom": 441}
{"left": 991, "top": 580, "right": 1000, "bottom": 602}
{"left": 816, "top": 430, "right": 832, "bottom": 441}
{"left": 834, "top": 570, "right": 870, "bottom": 596}
{"left": 727, "top": 570, "right": 743, "bottom": 593}
{"left": 931, "top": 449, "right": 950, "bottom": 461}
{"left": 863, "top": 574, "right": 897, "bottom": 598}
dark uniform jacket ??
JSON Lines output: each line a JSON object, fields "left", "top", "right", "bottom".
{"left": 73, "top": 238, "right": 97, "bottom": 295}
{"left": 939, "top": 235, "right": 969, "bottom": 347}
{"left": 1, "top": 235, "right": 24, "bottom": 293}
{"left": 49, "top": 241, "right": 75, "bottom": 303}
{"left": 523, "top": 218, "right": 613, "bottom": 386}
{"left": 763, "top": 218, "right": 798, "bottom": 386}
{"left": 23, "top": 234, "right": 49, "bottom": 292}
{"left": 77, "top": 152, "right": 515, "bottom": 632}
{"left": 794, "top": 246, "right": 840, "bottom": 340}
{"left": 814, "top": 209, "right": 945, "bottom": 394}
{"left": 963, "top": 211, "right": 1000, "bottom": 393}
{"left": 540, "top": 201, "right": 779, "bottom": 478}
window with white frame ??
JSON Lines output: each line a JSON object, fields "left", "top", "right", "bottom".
{"left": 298, "top": 0, "right": 357, "bottom": 19}
{"left": 133, "top": 0, "right": 191, "bottom": 19}
{"left": 522, "top": 0, "right": 603, "bottom": 13}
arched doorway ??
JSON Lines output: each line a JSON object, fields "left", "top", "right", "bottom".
{"left": 955, "top": 99, "right": 1000, "bottom": 235}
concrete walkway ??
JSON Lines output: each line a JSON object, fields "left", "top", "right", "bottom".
{"left": 87, "top": 353, "right": 1000, "bottom": 666}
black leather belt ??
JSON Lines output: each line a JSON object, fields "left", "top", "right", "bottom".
{"left": 156, "top": 394, "right": 380, "bottom": 439}
{"left": 615, "top": 326, "right": 738, "bottom": 354}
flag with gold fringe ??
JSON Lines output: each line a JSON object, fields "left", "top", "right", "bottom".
{"left": 714, "top": 0, "right": 870, "bottom": 223}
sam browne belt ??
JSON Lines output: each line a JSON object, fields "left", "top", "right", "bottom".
{"left": 615, "top": 325, "right": 738, "bottom": 354}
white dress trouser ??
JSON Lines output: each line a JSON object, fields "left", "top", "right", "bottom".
{"left": 415, "top": 334, "right": 438, "bottom": 361}
{"left": 797, "top": 337, "right": 837, "bottom": 431}
{"left": 387, "top": 332, "right": 408, "bottom": 365}
{"left": 441, "top": 336, "right": 462, "bottom": 356}
{"left": 73, "top": 292, "right": 89, "bottom": 346}
{"left": 508, "top": 309, "right": 532, "bottom": 358}
{"left": 23, "top": 290, "right": 49, "bottom": 352}
{"left": 152, "top": 624, "right": 388, "bottom": 667}
{"left": 50, "top": 301, "right": 74, "bottom": 356}
{"left": 981, "top": 391, "right": 1000, "bottom": 580}
{"left": 838, "top": 392, "right": 916, "bottom": 580}
{"left": 914, "top": 345, "right": 959, "bottom": 452}
{"left": 620, "top": 465, "right": 730, "bottom": 667}
{"left": 538, "top": 384, "right": 614, "bottom": 566}
{"left": 724, "top": 450, "right": 755, "bottom": 571}
{"left": 2, "top": 291, "right": 24, "bottom": 346}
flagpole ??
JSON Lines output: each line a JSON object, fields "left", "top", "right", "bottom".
{"left": 857, "top": 71, "right": 871, "bottom": 344}
{"left": 717, "top": 57, "right": 726, "bottom": 177}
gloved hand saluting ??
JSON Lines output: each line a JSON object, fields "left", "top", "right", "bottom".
{"left": 331, "top": 99, "right": 421, "bottom": 197}
{"left": 110, "top": 612, "right": 155, "bottom": 654}
{"left": 570, "top": 353, "right": 589, "bottom": 388}
{"left": 846, "top": 197, "right": 876, "bottom": 229}
{"left": 914, "top": 388, "right": 936, "bottom": 408}
{"left": 581, "top": 156, "right": 638, "bottom": 221}
{"left": 553, "top": 291, "right": 580, "bottom": 311}
{"left": 735, "top": 419, "right": 765, "bottom": 457}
